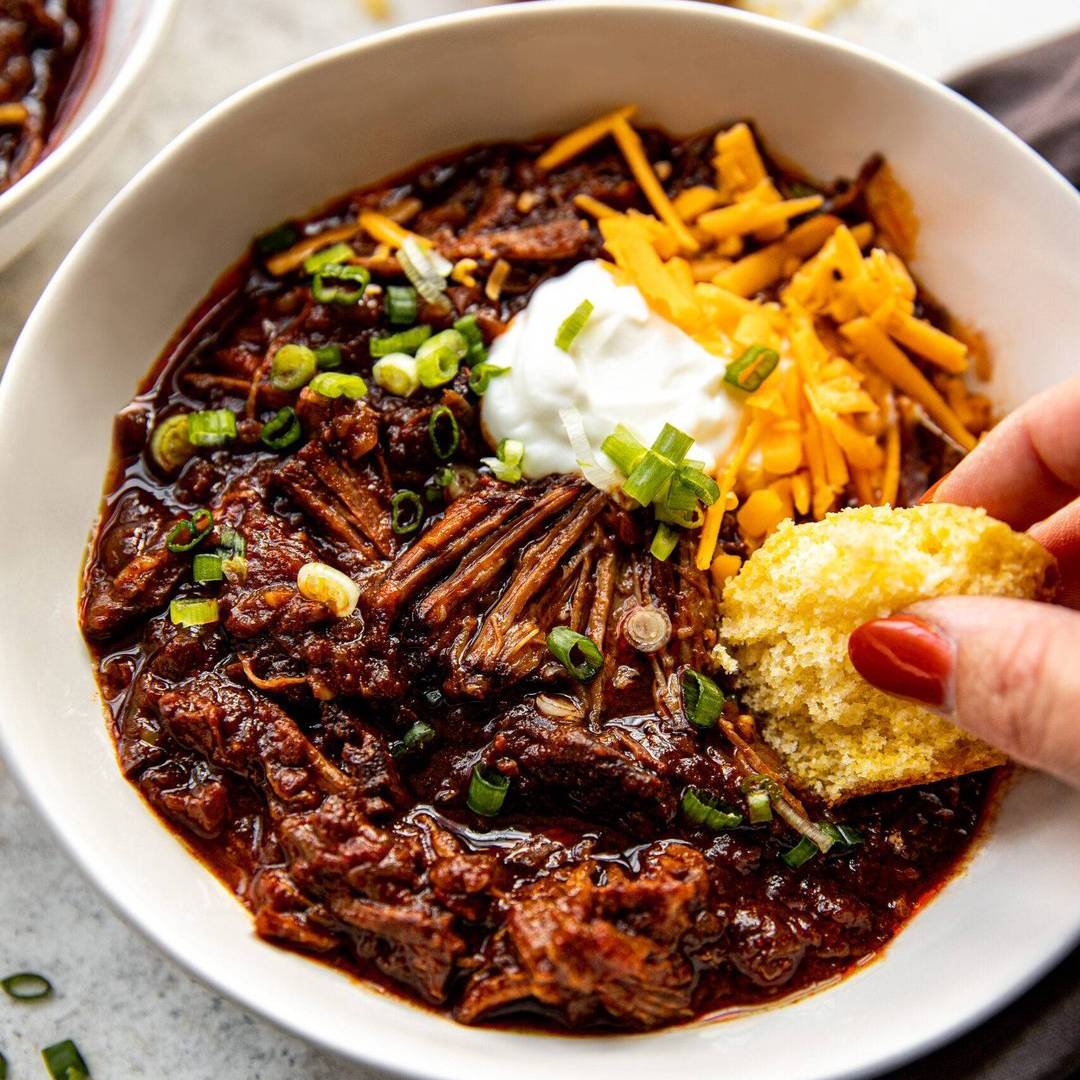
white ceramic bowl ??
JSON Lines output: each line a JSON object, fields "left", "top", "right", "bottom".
{"left": 0, "top": 0, "right": 176, "bottom": 269}
{"left": 2, "top": 3, "right": 1080, "bottom": 1078}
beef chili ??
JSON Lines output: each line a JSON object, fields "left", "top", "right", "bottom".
{"left": 79, "top": 116, "right": 998, "bottom": 1031}
{"left": 0, "top": 0, "right": 99, "bottom": 193}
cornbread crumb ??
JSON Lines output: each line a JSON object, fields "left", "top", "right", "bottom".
{"left": 721, "top": 504, "right": 1055, "bottom": 803}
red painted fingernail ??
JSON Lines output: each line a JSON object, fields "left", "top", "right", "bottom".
{"left": 848, "top": 615, "right": 955, "bottom": 708}
{"left": 919, "top": 474, "right": 949, "bottom": 504}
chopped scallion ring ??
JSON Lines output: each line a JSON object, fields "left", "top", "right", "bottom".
{"left": 467, "top": 361, "right": 509, "bottom": 396}
{"left": 482, "top": 438, "right": 524, "bottom": 484}
{"left": 415, "top": 329, "right": 468, "bottom": 388}
{"left": 192, "top": 553, "right": 224, "bottom": 584}
{"left": 467, "top": 764, "right": 510, "bottom": 817}
{"left": 302, "top": 242, "right": 355, "bottom": 274}
{"left": 546, "top": 626, "right": 603, "bottom": 681}
{"left": 399, "top": 236, "right": 451, "bottom": 311}
{"left": 554, "top": 299, "right": 594, "bottom": 351}
{"left": 187, "top": 409, "right": 237, "bottom": 448}
{"left": 391, "top": 719, "right": 435, "bottom": 758}
{"left": 453, "top": 314, "right": 488, "bottom": 363}
{"left": 370, "top": 324, "right": 432, "bottom": 358}
{"left": 42, "top": 1039, "right": 90, "bottom": 1080}
{"left": 313, "top": 344, "right": 343, "bottom": 371}
{"left": 169, "top": 598, "right": 220, "bottom": 628}
{"left": 373, "top": 353, "right": 421, "bottom": 397}
{"left": 428, "top": 405, "right": 460, "bottom": 460}
{"left": 600, "top": 425, "right": 647, "bottom": 476}
{"left": 1, "top": 972, "right": 52, "bottom": 1001}
{"left": 385, "top": 285, "right": 419, "bottom": 325}
{"left": 650, "top": 522, "right": 680, "bottom": 561}
{"left": 165, "top": 511, "right": 213, "bottom": 554}
{"left": 819, "top": 822, "right": 865, "bottom": 849}
{"left": 782, "top": 836, "right": 819, "bottom": 869}
{"left": 217, "top": 527, "right": 245, "bottom": 557}
{"left": 725, "top": 344, "right": 780, "bottom": 393}
{"left": 312, "top": 263, "right": 370, "bottom": 305}
{"left": 308, "top": 372, "right": 368, "bottom": 400}
{"left": 390, "top": 489, "right": 425, "bottom": 536}
{"left": 149, "top": 413, "right": 194, "bottom": 473}
{"left": 672, "top": 465, "right": 721, "bottom": 507}
{"left": 260, "top": 406, "right": 303, "bottom": 450}
{"left": 682, "top": 668, "right": 725, "bottom": 729}
{"left": 681, "top": 786, "right": 743, "bottom": 830}
{"left": 746, "top": 789, "right": 773, "bottom": 824}
{"left": 270, "top": 344, "right": 317, "bottom": 391}
{"left": 652, "top": 422, "right": 695, "bottom": 463}
{"left": 622, "top": 449, "right": 677, "bottom": 506}
{"left": 296, "top": 561, "right": 360, "bottom": 618}
{"left": 256, "top": 222, "right": 298, "bottom": 256}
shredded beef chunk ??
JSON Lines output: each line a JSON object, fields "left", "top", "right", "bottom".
{"left": 80, "top": 132, "right": 994, "bottom": 1031}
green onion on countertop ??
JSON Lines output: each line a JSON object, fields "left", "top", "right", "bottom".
{"left": 1, "top": 972, "right": 52, "bottom": 1001}
{"left": 42, "top": 1039, "right": 90, "bottom": 1080}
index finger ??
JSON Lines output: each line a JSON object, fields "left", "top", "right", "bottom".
{"left": 927, "top": 374, "right": 1080, "bottom": 529}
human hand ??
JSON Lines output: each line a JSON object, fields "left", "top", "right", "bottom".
{"left": 848, "top": 375, "right": 1080, "bottom": 787}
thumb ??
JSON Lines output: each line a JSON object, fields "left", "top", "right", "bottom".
{"left": 848, "top": 597, "right": 1080, "bottom": 788}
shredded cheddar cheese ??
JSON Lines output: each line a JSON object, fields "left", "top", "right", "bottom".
{"left": 536, "top": 105, "right": 637, "bottom": 172}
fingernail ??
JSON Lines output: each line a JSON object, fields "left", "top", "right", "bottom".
{"left": 848, "top": 615, "right": 955, "bottom": 708}
{"left": 919, "top": 473, "right": 949, "bottom": 504}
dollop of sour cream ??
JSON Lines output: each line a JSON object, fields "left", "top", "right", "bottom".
{"left": 481, "top": 261, "right": 741, "bottom": 483}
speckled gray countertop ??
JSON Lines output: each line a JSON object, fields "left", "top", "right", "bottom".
{"left": 1, "top": 2, "right": 1078, "bottom": 1077}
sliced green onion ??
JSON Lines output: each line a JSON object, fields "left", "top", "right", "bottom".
{"left": 601, "top": 424, "right": 647, "bottom": 476}
{"left": 217, "top": 527, "right": 245, "bottom": 557}
{"left": 415, "top": 329, "right": 468, "bottom": 388}
{"left": 482, "top": 438, "right": 524, "bottom": 483}
{"left": 467, "top": 361, "right": 509, "bottom": 396}
{"left": 782, "top": 836, "right": 819, "bottom": 869}
{"left": 399, "top": 235, "right": 451, "bottom": 311}
{"left": 42, "top": 1039, "right": 89, "bottom": 1080}
{"left": 820, "top": 822, "right": 865, "bottom": 849}
{"left": 297, "top": 561, "right": 360, "bottom": 618}
{"left": 652, "top": 423, "right": 695, "bottom": 464}
{"left": 385, "top": 285, "right": 419, "bottom": 325}
{"left": 623, "top": 449, "right": 677, "bottom": 506}
{"left": 453, "top": 313, "right": 488, "bottom": 362}
{"left": 370, "top": 324, "right": 432, "bottom": 358}
{"left": 467, "top": 764, "right": 510, "bottom": 817}
{"left": 302, "top": 242, "right": 354, "bottom": 274}
{"left": 313, "top": 344, "right": 343, "bottom": 371}
{"left": 555, "top": 299, "right": 594, "bottom": 351}
{"left": 149, "top": 413, "right": 194, "bottom": 473}
{"left": 654, "top": 499, "right": 704, "bottom": 530}
{"left": 682, "top": 668, "right": 725, "bottom": 729}
{"left": 725, "top": 344, "right": 780, "bottom": 393}
{"left": 746, "top": 789, "right": 773, "bottom": 824}
{"left": 260, "top": 406, "right": 303, "bottom": 450}
{"left": 270, "top": 344, "right": 317, "bottom": 391}
{"left": 255, "top": 221, "right": 298, "bottom": 256}
{"left": 390, "top": 489, "right": 424, "bottom": 536}
{"left": 391, "top": 719, "right": 436, "bottom": 758}
{"left": 169, "top": 598, "right": 220, "bottom": 628}
{"left": 546, "top": 626, "right": 603, "bottom": 681}
{"left": 650, "top": 522, "right": 680, "bottom": 561}
{"left": 673, "top": 465, "right": 721, "bottom": 507}
{"left": 681, "top": 786, "right": 743, "bottom": 830}
{"left": 165, "top": 510, "right": 213, "bottom": 554}
{"left": 192, "top": 553, "right": 224, "bottom": 584}
{"left": 309, "top": 372, "right": 368, "bottom": 400}
{"left": 428, "top": 405, "right": 459, "bottom": 460}
{"left": 373, "top": 353, "right": 420, "bottom": 397}
{"left": 1, "top": 972, "right": 52, "bottom": 1001}
{"left": 187, "top": 409, "right": 237, "bottom": 448}
{"left": 312, "top": 263, "right": 370, "bottom": 305}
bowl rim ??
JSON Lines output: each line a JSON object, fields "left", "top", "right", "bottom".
{"left": 0, "top": 0, "right": 178, "bottom": 222}
{"left": 3, "top": 2, "right": 1080, "bottom": 1077}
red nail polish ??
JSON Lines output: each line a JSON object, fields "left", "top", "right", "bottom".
{"left": 918, "top": 474, "right": 949, "bottom": 504}
{"left": 848, "top": 615, "right": 955, "bottom": 707}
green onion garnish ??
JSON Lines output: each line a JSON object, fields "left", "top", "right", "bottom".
{"left": 302, "top": 243, "right": 354, "bottom": 274}
{"left": 415, "top": 329, "right": 468, "bottom": 388}
{"left": 373, "top": 353, "right": 420, "bottom": 397}
{"left": 672, "top": 465, "right": 721, "bottom": 507}
{"left": 41, "top": 1039, "right": 89, "bottom": 1080}
{"left": 309, "top": 372, "right": 368, "bottom": 400}
{"left": 650, "top": 522, "right": 680, "bottom": 561}
{"left": 453, "top": 314, "right": 488, "bottom": 363}
{"left": 390, "top": 489, "right": 424, "bottom": 536}
{"left": 169, "top": 597, "right": 220, "bottom": 628}
{"left": 260, "top": 405, "right": 303, "bottom": 450}
{"left": 820, "top": 822, "right": 865, "bottom": 849}
{"left": 782, "top": 836, "right": 819, "bottom": 869}
{"left": 312, "top": 263, "right": 370, "bottom": 305}
{"left": 1, "top": 972, "right": 52, "bottom": 1001}
{"left": 467, "top": 764, "right": 510, "bottom": 817}
{"left": 622, "top": 450, "right": 676, "bottom": 506}
{"left": 725, "top": 344, "right": 780, "bottom": 393}
{"left": 482, "top": 438, "right": 524, "bottom": 483}
{"left": 681, "top": 786, "right": 743, "bottom": 830}
{"left": 256, "top": 221, "right": 298, "bottom": 256}
{"left": 149, "top": 413, "right": 194, "bottom": 473}
{"left": 165, "top": 509, "right": 213, "bottom": 554}
{"left": 428, "top": 405, "right": 460, "bottom": 460}
{"left": 217, "top": 527, "right": 245, "bottom": 557}
{"left": 270, "top": 344, "right": 317, "bottom": 391}
{"left": 554, "top": 299, "right": 594, "bottom": 352}
{"left": 385, "top": 285, "right": 419, "bottom": 325}
{"left": 313, "top": 344, "right": 343, "bottom": 371}
{"left": 370, "top": 324, "right": 432, "bottom": 358}
{"left": 682, "top": 668, "right": 725, "bottom": 729}
{"left": 600, "top": 425, "right": 647, "bottom": 475}
{"left": 391, "top": 719, "right": 435, "bottom": 758}
{"left": 546, "top": 626, "right": 603, "bottom": 681}
{"left": 187, "top": 409, "right": 237, "bottom": 448}
{"left": 652, "top": 423, "right": 695, "bottom": 462}
{"left": 467, "top": 361, "right": 509, "bottom": 396}
{"left": 746, "top": 789, "right": 773, "bottom": 824}
{"left": 192, "top": 553, "right": 223, "bottom": 584}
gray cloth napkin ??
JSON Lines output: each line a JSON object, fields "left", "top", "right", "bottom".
{"left": 882, "top": 32, "right": 1080, "bottom": 1080}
